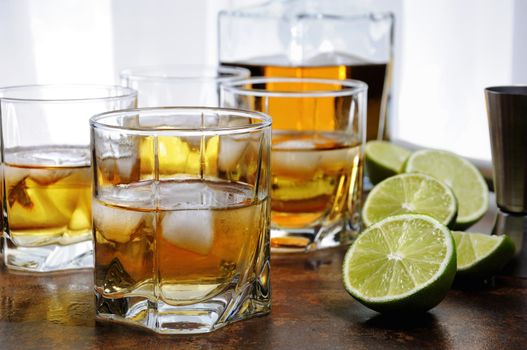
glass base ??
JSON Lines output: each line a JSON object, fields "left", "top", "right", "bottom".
{"left": 270, "top": 218, "right": 360, "bottom": 253}
{"left": 95, "top": 278, "right": 271, "bottom": 334}
{"left": 3, "top": 237, "right": 94, "bottom": 272}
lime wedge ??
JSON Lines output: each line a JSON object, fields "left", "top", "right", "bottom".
{"left": 362, "top": 173, "right": 457, "bottom": 228}
{"left": 452, "top": 231, "right": 515, "bottom": 278}
{"left": 343, "top": 214, "right": 456, "bottom": 313}
{"left": 365, "top": 141, "right": 411, "bottom": 185}
{"left": 404, "top": 150, "right": 489, "bottom": 229}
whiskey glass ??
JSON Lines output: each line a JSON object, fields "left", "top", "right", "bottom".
{"left": 221, "top": 77, "right": 367, "bottom": 252}
{"left": 0, "top": 85, "right": 137, "bottom": 272}
{"left": 91, "top": 107, "right": 271, "bottom": 333}
{"left": 120, "top": 65, "right": 249, "bottom": 107}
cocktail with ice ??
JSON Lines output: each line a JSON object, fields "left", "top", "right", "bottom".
{"left": 221, "top": 78, "right": 367, "bottom": 251}
{"left": 0, "top": 85, "right": 137, "bottom": 272}
{"left": 4, "top": 146, "right": 92, "bottom": 247}
{"left": 91, "top": 107, "right": 271, "bottom": 334}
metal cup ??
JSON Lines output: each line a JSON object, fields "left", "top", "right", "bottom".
{"left": 485, "top": 86, "right": 527, "bottom": 277}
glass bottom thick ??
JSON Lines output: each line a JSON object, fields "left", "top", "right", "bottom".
{"left": 270, "top": 217, "right": 360, "bottom": 253}
{"left": 95, "top": 278, "right": 271, "bottom": 334}
{"left": 3, "top": 237, "right": 94, "bottom": 272}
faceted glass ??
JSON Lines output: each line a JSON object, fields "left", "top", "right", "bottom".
{"left": 221, "top": 77, "right": 367, "bottom": 252}
{"left": 91, "top": 107, "right": 272, "bottom": 334}
{"left": 0, "top": 85, "right": 137, "bottom": 272}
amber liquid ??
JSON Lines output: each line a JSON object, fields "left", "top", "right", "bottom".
{"left": 3, "top": 146, "right": 92, "bottom": 247}
{"left": 94, "top": 179, "right": 268, "bottom": 305}
{"left": 222, "top": 55, "right": 389, "bottom": 140}
{"left": 95, "top": 134, "right": 263, "bottom": 188}
{"left": 270, "top": 131, "right": 362, "bottom": 247}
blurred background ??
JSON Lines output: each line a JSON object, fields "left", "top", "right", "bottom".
{"left": 1, "top": 0, "right": 526, "bottom": 162}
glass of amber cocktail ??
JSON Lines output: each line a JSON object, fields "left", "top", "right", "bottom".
{"left": 221, "top": 77, "right": 367, "bottom": 252}
{"left": 91, "top": 107, "right": 271, "bottom": 334}
{"left": 0, "top": 85, "right": 137, "bottom": 272}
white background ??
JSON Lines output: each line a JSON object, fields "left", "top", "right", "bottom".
{"left": 1, "top": 0, "right": 526, "bottom": 161}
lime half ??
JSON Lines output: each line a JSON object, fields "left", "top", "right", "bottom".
{"left": 365, "top": 141, "right": 411, "bottom": 185}
{"left": 362, "top": 173, "right": 457, "bottom": 228}
{"left": 343, "top": 214, "right": 456, "bottom": 313}
{"left": 404, "top": 150, "right": 489, "bottom": 229}
{"left": 452, "top": 231, "right": 515, "bottom": 278}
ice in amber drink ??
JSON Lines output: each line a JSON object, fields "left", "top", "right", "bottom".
{"left": 221, "top": 77, "right": 367, "bottom": 252}
{"left": 4, "top": 147, "right": 92, "bottom": 247}
{"left": 91, "top": 107, "right": 271, "bottom": 334}
{"left": 0, "top": 85, "right": 137, "bottom": 272}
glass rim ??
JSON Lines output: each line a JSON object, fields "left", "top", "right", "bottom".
{"left": 219, "top": 7, "right": 394, "bottom": 22}
{"left": 120, "top": 65, "right": 250, "bottom": 82}
{"left": 220, "top": 77, "right": 368, "bottom": 98}
{"left": 90, "top": 106, "right": 272, "bottom": 136}
{"left": 485, "top": 85, "right": 527, "bottom": 96}
{"left": 0, "top": 84, "right": 137, "bottom": 103}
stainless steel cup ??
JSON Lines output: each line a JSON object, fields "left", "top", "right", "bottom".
{"left": 485, "top": 85, "right": 527, "bottom": 277}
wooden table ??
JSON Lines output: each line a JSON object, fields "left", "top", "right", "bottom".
{"left": 0, "top": 209, "right": 526, "bottom": 349}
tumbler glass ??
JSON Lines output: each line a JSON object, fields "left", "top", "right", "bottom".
{"left": 91, "top": 107, "right": 271, "bottom": 333}
{"left": 0, "top": 85, "right": 137, "bottom": 272}
{"left": 121, "top": 65, "right": 250, "bottom": 107}
{"left": 221, "top": 77, "right": 367, "bottom": 252}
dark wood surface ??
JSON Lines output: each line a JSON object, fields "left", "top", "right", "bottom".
{"left": 0, "top": 250, "right": 525, "bottom": 350}
{"left": 1, "top": 205, "right": 526, "bottom": 349}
